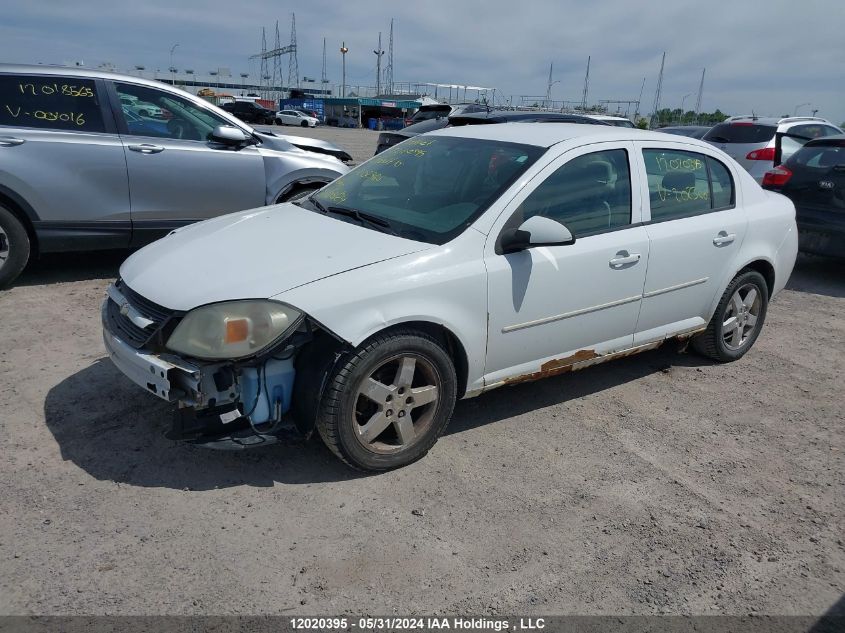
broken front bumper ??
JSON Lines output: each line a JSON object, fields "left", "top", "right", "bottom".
{"left": 101, "top": 301, "right": 203, "bottom": 403}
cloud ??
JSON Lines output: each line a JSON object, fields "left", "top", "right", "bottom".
{"left": 2, "top": 0, "right": 843, "bottom": 123}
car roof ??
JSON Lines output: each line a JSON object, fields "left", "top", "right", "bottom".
{"left": 449, "top": 110, "right": 606, "bottom": 125}
{"left": 430, "top": 121, "right": 713, "bottom": 148}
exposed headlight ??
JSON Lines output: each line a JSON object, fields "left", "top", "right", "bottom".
{"left": 166, "top": 300, "right": 302, "bottom": 360}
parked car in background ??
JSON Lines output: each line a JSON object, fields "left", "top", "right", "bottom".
{"left": 585, "top": 114, "right": 635, "bottom": 128}
{"left": 220, "top": 100, "right": 276, "bottom": 125}
{"left": 375, "top": 110, "right": 609, "bottom": 154}
{"left": 0, "top": 64, "right": 348, "bottom": 287}
{"left": 703, "top": 116, "right": 843, "bottom": 182}
{"left": 119, "top": 95, "right": 165, "bottom": 119}
{"left": 762, "top": 135, "right": 845, "bottom": 258}
{"left": 276, "top": 109, "right": 319, "bottom": 127}
{"left": 407, "top": 103, "right": 488, "bottom": 125}
{"left": 102, "top": 123, "right": 796, "bottom": 470}
{"left": 658, "top": 125, "right": 711, "bottom": 139}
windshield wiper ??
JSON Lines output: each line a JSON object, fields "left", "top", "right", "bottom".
{"left": 326, "top": 205, "right": 398, "bottom": 236}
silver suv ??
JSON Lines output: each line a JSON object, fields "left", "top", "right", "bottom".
{"left": 703, "top": 115, "right": 842, "bottom": 183}
{"left": 0, "top": 64, "right": 349, "bottom": 287}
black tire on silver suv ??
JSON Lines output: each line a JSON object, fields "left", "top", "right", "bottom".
{"left": 692, "top": 269, "right": 769, "bottom": 362}
{"left": 316, "top": 330, "right": 458, "bottom": 471}
{"left": 0, "top": 204, "right": 30, "bottom": 289}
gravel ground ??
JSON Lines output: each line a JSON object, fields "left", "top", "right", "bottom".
{"left": 0, "top": 127, "right": 843, "bottom": 617}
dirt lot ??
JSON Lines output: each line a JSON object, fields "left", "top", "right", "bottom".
{"left": 0, "top": 127, "right": 843, "bottom": 617}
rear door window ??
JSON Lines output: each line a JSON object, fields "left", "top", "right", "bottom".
{"left": 643, "top": 149, "right": 734, "bottom": 221}
{"left": 0, "top": 74, "right": 106, "bottom": 132}
{"left": 703, "top": 123, "right": 776, "bottom": 144}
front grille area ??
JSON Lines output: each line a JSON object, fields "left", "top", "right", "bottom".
{"left": 105, "top": 280, "right": 175, "bottom": 349}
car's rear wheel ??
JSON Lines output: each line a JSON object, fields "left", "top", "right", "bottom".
{"left": 692, "top": 269, "right": 769, "bottom": 362}
{"left": 316, "top": 330, "right": 457, "bottom": 471}
{"left": 0, "top": 204, "right": 31, "bottom": 289}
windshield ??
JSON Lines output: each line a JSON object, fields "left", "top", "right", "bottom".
{"left": 786, "top": 143, "right": 845, "bottom": 169}
{"left": 606, "top": 119, "right": 635, "bottom": 128}
{"left": 411, "top": 107, "right": 450, "bottom": 122}
{"left": 310, "top": 136, "right": 543, "bottom": 244}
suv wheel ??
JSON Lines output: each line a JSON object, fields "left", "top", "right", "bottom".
{"left": 692, "top": 269, "right": 769, "bottom": 362}
{"left": 316, "top": 330, "right": 457, "bottom": 471}
{"left": 0, "top": 204, "right": 31, "bottom": 288}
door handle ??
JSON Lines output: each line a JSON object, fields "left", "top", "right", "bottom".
{"left": 0, "top": 137, "right": 25, "bottom": 147}
{"left": 713, "top": 232, "right": 736, "bottom": 246}
{"left": 609, "top": 251, "right": 641, "bottom": 268}
{"left": 127, "top": 144, "right": 165, "bottom": 154}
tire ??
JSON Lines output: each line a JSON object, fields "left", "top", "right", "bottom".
{"left": 300, "top": 120, "right": 308, "bottom": 128}
{"left": 138, "top": 110, "right": 148, "bottom": 117}
{"left": 692, "top": 269, "right": 769, "bottom": 362}
{"left": 0, "top": 204, "right": 31, "bottom": 289}
{"left": 316, "top": 330, "right": 458, "bottom": 471}
{"left": 278, "top": 184, "right": 323, "bottom": 203}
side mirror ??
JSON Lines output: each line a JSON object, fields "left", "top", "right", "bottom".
{"left": 500, "top": 216, "right": 575, "bottom": 254}
{"left": 209, "top": 125, "right": 249, "bottom": 145}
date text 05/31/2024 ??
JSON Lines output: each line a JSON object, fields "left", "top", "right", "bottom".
{"left": 289, "top": 617, "right": 546, "bottom": 631}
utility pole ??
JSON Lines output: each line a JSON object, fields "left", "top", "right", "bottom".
{"left": 580, "top": 56, "right": 590, "bottom": 112}
{"left": 634, "top": 77, "right": 646, "bottom": 120}
{"left": 545, "top": 62, "right": 554, "bottom": 107}
{"left": 374, "top": 32, "right": 385, "bottom": 96}
{"left": 650, "top": 52, "right": 665, "bottom": 129}
{"left": 321, "top": 37, "right": 327, "bottom": 91}
{"left": 340, "top": 42, "right": 348, "bottom": 97}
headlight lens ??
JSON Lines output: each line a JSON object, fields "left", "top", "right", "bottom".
{"left": 166, "top": 300, "right": 301, "bottom": 360}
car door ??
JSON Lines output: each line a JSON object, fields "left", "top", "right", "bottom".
{"left": 483, "top": 142, "right": 650, "bottom": 386}
{"left": 632, "top": 142, "right": 746, "bottom": 344}
{"left": 109, "top": 81, "right": 266, "bottom": 243}
{"left": 0, "top": 72, "right": 131, "bottom": 249}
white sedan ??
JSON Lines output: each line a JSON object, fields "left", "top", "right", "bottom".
{"left": 102, "top": 124, "right": 797, "bottom": 470}
{"left": 275, "top": 109, "right": 319, "bottom": 127}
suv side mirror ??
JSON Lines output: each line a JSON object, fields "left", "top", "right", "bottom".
{"left": 209, "top": 125, "right": 249, "bottom": 145}
{"left": 500, "top": 216, "right": 575, "bottom": 254}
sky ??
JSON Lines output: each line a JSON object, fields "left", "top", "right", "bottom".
{"left": 2, "top": 0, "right": 844, "bottom": 124}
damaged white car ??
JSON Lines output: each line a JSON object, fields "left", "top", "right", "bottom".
{"left": 102, "top": 124, "right": 798, "bottom": 470}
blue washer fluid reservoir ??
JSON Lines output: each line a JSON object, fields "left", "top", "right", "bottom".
{"left": 239, "top": 357, "right": 295, "bottom": 424}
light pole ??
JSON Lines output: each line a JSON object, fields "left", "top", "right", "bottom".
{"left": 169, "top": 43, "right": 179, "bottom": 84}
{"left": 679, "top": 93, "right": 691, "bottom": 124}
{"left": 340, "top": 42, "right": 348, "bottom": 98}
{"left": 793, "top": 102, "right": 811, "bottom": 116}
{"left": 546, "top": 80, "right": 560, "bottom": 108}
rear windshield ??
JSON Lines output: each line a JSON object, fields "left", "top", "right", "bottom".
{"left": 786, "top": 144, "right": 845, "bottom": 169}
{"left": 703, "top": 123, "right": 776, "bottom": 144}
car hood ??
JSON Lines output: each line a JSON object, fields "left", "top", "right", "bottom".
{"left": 119, "top": 204, "right": 429, "bottom": 312}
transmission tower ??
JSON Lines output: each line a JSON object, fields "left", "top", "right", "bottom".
{"left": 250, "top": 24, "right": 296, "bottom": 100}
{"left": 650, "top": 52, "right": 666, "bottom": 128}
{"left": 580, "top": 56, "right": 590, "bottom": 111}
{"left": 694, "top": 68, "right": 705, "bottom": 121}
{"left": 288, "top": 13, "right": 299, "bottom": 90}
{"left": 258, "top": 28, "right": 269, "bottom": 98}
{"left": 386, "top": 18, "right": 394, "bottom": 95}
{"left": 271, "top": 21, "right": 283, "bottom": 101}
{"left": 374, "top": 32, "right": 384, "bottom": 95}
{"left": 545, "top": 62, "right": 554, "bottom": 107}
{"left": 634, "top": 77, "right": 646, "bottom": 119}
{"left": 321, "top": 37, "right": 327, "bottom": 91}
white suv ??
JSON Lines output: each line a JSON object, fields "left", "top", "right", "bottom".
{"left": 102, "top": 124, "right": 797, "bottom": 470}
{"left": 703, "top": 116, "right": 842, "bottom": 182}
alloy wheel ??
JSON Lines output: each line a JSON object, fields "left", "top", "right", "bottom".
{"left": 352, "top": 354, "right": 441, "bottom": 454}
{"left": 722, "top": 283, "right": 761, "bottom": 350}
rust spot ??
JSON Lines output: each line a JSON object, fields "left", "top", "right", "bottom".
{"left": 504, "top": 349, "right": 599, "bottom": 385}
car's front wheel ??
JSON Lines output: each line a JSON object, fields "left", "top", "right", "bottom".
{"left": 300, "top": 120, "right": 308, "bottom": 128}
{"left": 0, "top": 204, "right": 31, "bottom": 289}
{"left": 316, "top": 330, "right": 458, "bottom": 471}
{"left": 692, "top": 269, "right": 769, "bottom": 362}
